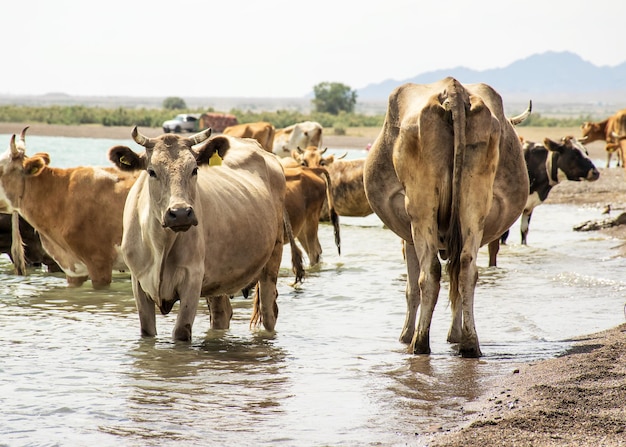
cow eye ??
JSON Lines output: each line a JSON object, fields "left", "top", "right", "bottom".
{"left": 147, "top": 168, "right": 156, "bottom": 178}
{"left": 301, "top": 161, "right": 308, "bottom": 167}
{"left": 320, "top": 160, "right": 326, "bottom": 166}
{"left": 192, "top": 166, "right": 198, "bottom": 176}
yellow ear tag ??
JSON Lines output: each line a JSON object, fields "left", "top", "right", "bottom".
{"left": 119, "top": 155, "right": 132, "bottom": 166}
{"left": 209, "top": 152, "right": 223, "bottom": 166}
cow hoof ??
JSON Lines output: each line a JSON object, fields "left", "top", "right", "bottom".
{"left": 411, "top": 341, "right": 431, "bottom": 355}
{"left": 459, "top": 346, "right": 482, "bottom": 358}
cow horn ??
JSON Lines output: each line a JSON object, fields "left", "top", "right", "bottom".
{"left": 296, "top": 146, "right": 304, "bottom": 154}
{"left": 337, "top": 151, "right": 348, "bottom": 159}
{"left": 18, "top": 127, "right": 29, "bottom": 150}
{"left": 320, "top": 147, "right": 328, "bottom": 154}
{"left": 9, "top": 134, "right": 18, "bottom": 156}
{"left": 509, "top": 100, "right": 532, "bottom": 126}
{"left": 131, "top": 126, "right": 155, "bottom": 148}
{"left": 578, "top": 135, "right": 589, "bottom": 143}
{"left": 188, "top": 127, "right": 212, "bottom": 146}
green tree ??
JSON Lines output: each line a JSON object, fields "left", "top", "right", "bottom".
{"left": 312, "top": 82, "right": 357, "bottom": 115}
{"left": 163, "top": 96, "right": 187, "bottom": 110}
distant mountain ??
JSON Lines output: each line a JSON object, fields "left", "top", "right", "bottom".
{"left": 357, "top": 51, "right": 626, "bottom": 103}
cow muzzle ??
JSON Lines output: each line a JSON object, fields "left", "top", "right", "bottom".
{"left": 586, "top": 168, "right": 600, "bottom": 182}
{"left": 163, "top": 206, "right": 198, "bottom": 232}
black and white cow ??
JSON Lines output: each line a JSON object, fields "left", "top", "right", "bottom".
{"left": 488, "top": 136, "right": 600, "bottom": 266}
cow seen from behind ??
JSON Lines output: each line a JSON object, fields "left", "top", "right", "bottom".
{"left": 364, "top": 78, "right": 530, "bottom": 357}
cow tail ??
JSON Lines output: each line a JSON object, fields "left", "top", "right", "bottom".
{"left": 283, "top": 207, "right": 305, "bottom": 285}
{"left": 250, "top": 283, "right": 261, "bottom": 327}
{"left": 319, "top": 168, "right": 341, "bottom": 255}
{"left": 11, "top": 211, "right": 26, "bottom": 275}
{"left": 444, "top": 81, "right": 466, "bottom": 284}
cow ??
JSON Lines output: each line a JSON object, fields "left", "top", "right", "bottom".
{"left": 363, "top": 78, "right": 531, "bottom": 357}
{"left": 222, "top": 121, "right": 275, "bottom": 152}
{"left": 0, "top": 128, "right": 139, "bottom": 288}
{"left": 283, "top": 166, "right": 340, "bottom": 266}
{"left": 487, "top": 136, "right": 600, "bottom": 267}
{"left": 289, "top": 146, "right": 371, "bottom": 220}
{"left": 273, "top": 121, "right": 323, "bottom": 157}
{"left": 580, "top": 108, "right": 626, "bottom": 168}
{"left": 0, "top": 212, "right": 61, "bottom": 273}
{"left": 108, "top": 128, "right": 289, "bottom": 341}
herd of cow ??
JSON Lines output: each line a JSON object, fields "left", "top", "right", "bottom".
{"left": 0, "top": 77, "right": 618, "bottom": 357}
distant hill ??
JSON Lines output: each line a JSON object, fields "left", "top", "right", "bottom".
{"left": 357, "top": 51, "right": 626, "bottom": 104}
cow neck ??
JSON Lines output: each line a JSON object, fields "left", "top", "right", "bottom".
{"left": 544, "top": 151, "right": 560, "bottom": 186}
{"left": 20, "top": 168, "right": 66, "bottom": 223}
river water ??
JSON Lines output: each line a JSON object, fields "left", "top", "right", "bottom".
{"left": 0, "top": 135, "right": 624, "bottom": 446}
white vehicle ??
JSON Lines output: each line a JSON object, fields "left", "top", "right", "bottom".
{"left": 162, "top": 114, "right": 200, "bottom": 133}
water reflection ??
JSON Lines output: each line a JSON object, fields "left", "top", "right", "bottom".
{"left": 105, "top": 330, "right": 291, "bottom": 446}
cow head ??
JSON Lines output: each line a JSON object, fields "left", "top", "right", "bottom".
{"left": 292, "top": 146, "right": 347, "bottom": 167}
{"left": 109, "top": 127, "right": 224, "bottom": 232}
{"left": 0, "top": 127, "right": 51, "bottom": 212}
{"left": 544, "top": 136, "right": 600, "bottom": 182}
{"left": 580, "top": 119, "right": 609, "bottom": 143}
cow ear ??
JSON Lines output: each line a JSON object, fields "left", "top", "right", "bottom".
{"left": 30, "top": 152, "right": 51, "bottom": 166}
{"left": 543, "top": 138, "right": 563, "bottom": 153}
{"left": 196, "top": 136, "right": 230, "bottom": 166}
{"left": 23, "top": 157, "right": 47, "bottom": 177}
{"left": 108, "top": 145, "right": 145, "bottom": 171}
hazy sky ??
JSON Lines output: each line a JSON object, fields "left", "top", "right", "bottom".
{"left": 4, "top": 0, "right": 625, "bottom": 98}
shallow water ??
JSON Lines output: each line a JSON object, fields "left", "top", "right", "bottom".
{"left": 0, "top": 135, "right": 624, "bottom": 446}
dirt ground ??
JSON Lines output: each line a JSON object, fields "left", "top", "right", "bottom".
{"left": 2, "top": 122, "right": 626, "bottom": 446}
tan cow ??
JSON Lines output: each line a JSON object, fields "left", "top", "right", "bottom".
{"left": 108, "top": 128, "right": 288, "bottom": 341}
{"left": 273, "top": 121, "right": 323, "bottom": 157}
{"left": 222, "top": 121, "right": 275, "bottom": 152}
{"left": 580, "top": 108, "right": 626, "bottom": 168}
{"left": 284, "top": 166, "right": 340, "bottom": 266}
{"left": 363, "top": 78, "right": 530, "bottom": 357}
{"left": 0, "top": 128, "right": 138, "bottom": 288}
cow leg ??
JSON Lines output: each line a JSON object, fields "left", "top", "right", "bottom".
{"left": 172, "top": 289, "right": 200, "bottom": 342}
{"left": 132, "top": 277, "right": 157, "bottom": 337}
{"left": 255, "top": 239, "right": 283, "bottom": 331}
{"left": 457, "top": 244, "right": 481, "bottom": 358}
{"left": 66, "top": 275, "right": 89, "bottom": 287}
{"left": 410, "top": 238, "right": 441, "bottom": 355}
{"left": 207, "top": 295, "right": 233, "bottom": 329}
{"left": 400, "top": 241, "right": 420, "bottom": 344}
{"left": 298, "top": 223, "right": 322, "bottom": 266}
{"left": 487, "top": 238, "right": 500, "bottom": 267}
{"left": 520, "top": 210, "right": 533, "bottom": 245}
{"left": 88, "top": 264, "right": 114, "bottom": 290}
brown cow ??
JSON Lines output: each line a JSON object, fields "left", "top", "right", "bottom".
{"left": 363, "top": 78, "right": 530, "bottom": 357}
{"left": 223, "top": 121, "right": 276, "bottom": 152}
{"left": 109, "top": 129, "right": 291, "bottom": 340}
{"left": 290, "top": 146, "right": 371, "bottom": 220}
{"left": 580, "top": 108, "right": 626, "bottom": 168}
{"left": 0, "top": 128, "right": 138, "bottom": 288}
{"left": 283, "top": 166, "right": 340, "bottom": 266}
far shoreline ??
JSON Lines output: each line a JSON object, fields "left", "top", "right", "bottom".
{"left": 0, "top": 122, "right": 376, "bottom": 150}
